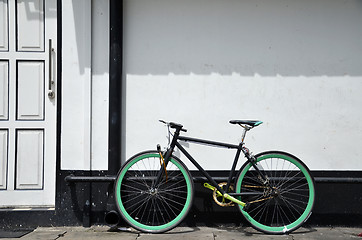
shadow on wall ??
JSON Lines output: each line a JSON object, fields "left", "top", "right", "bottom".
{"left": 123, "top": 0, "right": 362, "bottom": 77}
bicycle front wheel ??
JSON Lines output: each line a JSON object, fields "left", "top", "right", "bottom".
{"left": 236, "top": 151, "right": 315, "bottom": 234}
{"left": 115, "top": 151, "right": 194, "bottom": 233}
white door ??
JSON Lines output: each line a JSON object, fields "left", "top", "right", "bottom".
{"left": 0, "top": 0, "right": 57, "bottom": 207}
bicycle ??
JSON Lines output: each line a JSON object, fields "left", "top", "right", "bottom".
{"left": 114, "top": 120, "right": 315, "bottom": 234}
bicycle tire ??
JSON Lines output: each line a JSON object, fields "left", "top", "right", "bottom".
{"left": 235, "top": 151, "right": 315, "bottom": 234}
{"left": 115, "top": 151, "right": 194, "bottom": 233}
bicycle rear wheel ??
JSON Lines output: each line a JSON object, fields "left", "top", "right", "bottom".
{"left": 115, "top": 151, "right": 194, "bottom": 233}
{"left": 236, "top": 151, "right": 315, "bottom": 234}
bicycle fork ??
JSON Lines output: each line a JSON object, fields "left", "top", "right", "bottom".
{"left": 154, "top": 144, "right": 171, "bottom": 187}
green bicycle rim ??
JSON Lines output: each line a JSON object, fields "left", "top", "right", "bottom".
{"left": 115, "top": 153, "right": 193, "bottom": 232}
{"left": 236, "top": 153, "right": 315, "bottom": 233}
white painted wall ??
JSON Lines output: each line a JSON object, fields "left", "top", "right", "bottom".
{"left": 61, "top": 0, "right": 91, "bottom": 170}
{"left": 123, "top": 0, "right": 362, "bottom": 170}
{"left": 61, "top": 0, "right": 109, "bottom": 170}
{"left": 91, "top": 0, "right": 109, "bottom": 170}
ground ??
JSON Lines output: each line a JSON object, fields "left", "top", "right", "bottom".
{"left": 2, "top": 226, "right": 362, "bottom": 240}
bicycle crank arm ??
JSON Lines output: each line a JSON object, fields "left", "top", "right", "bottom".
{"left": 204, "top": 183, "right": 246, "bottom": 208}
{"left": 204, "top": 183, "right": 222, "bottom": 196}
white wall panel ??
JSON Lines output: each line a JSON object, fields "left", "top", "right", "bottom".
{"left": 91, "top": 0, "right": 109, "bottom": 170}
{"left": 16, "top": 0, "right": 44, "bottom": 51}
{"left": 61, "top": 0, "right": 91, "bottom": 170}
{"left": 0, "top": 130, "right": 7, "bottom": 190}
{"left": 0, "top": 0, "right": 8, "bottom": 51}
{"left": 17, "top": 61, "right": 44, "bottom": 120}
{"left": 16, "top": 130, "right": 44, "bottom": 190}
{"left": 0, "top": 61, "right": 8, "bottom": 119}
{"left": 61, "top": 0, "right": 109, "bottom": 170}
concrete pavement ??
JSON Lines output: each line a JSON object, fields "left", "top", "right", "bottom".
{"left": 3, "top": 225, "right": 362, "bottom": 240}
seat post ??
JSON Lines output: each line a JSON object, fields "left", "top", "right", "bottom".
{"left": 240, "top": 124, "right": 252, "bottom": 143}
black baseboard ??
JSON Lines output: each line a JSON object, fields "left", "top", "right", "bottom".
{"left": 0, "top": 170, "right": 361, "bottom": 229}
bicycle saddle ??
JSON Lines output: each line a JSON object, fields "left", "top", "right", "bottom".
{"left": 229, "top": 120, "right": 263, "bottom": 127}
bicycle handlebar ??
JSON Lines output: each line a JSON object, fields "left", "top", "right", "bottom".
{"left": 159, "top": 120, "right": 187, "bottom": 132}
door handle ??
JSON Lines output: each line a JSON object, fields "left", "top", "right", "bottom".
{"left": 48, "top": 39, "right": 55, "bottom": 99}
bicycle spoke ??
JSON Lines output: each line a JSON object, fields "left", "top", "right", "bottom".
{"left": 278, "top": 201, "right": 291, "bottom": 224}
{"left": 160, "top": 184, "right": 188, "bottom": 192}
{"left": 157, "top": 196, "right": 175, "bottom": 220}
{"left": 281, "top": 188, "right": 309, "bottom": 197}
{"left": 155, "top": 198, "right": 166, "bottom": 224}
{"left": 123, "top": 177, "right": 151, "bottom": 189}
{"left": 279, "top": 195, "right": 300, "bottom": 220}
{"left": 122, "top": 192, "right": 148, "bottom": 205}
{"left": 277, "top": 171, "right": 303, "bottom": 190}
{"left": 280, "top": 194, "right": 308, "bottom": 206}
{"left": 122, "top": 183, "right": 147, "bottom": 192}
{"left": 130, "top": 194, "right": 152, "bottom": 217}
{"left": 158, "top": 194, "right": 179, "bottom": 218}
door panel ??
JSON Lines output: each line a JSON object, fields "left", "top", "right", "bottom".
{"left": 16, "top": 61, "right": 44, "bottom": 120}
{"left": 0, "top": 130, "right": 7, "bottom": 190}
{"left": 16, "top": 129, "right": 43, "bottom": 190}
{"left": 0, "top": 61, "right": 8, "bottom": 119}
{"left": 16, "top": 0, "right": 44, "bottom": 52}
{"left": 0, "top": 0, "right": 8, "bottom": 51}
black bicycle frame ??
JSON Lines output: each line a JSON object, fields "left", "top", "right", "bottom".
{"left": 155, "top": 128, "right": 267, "bottom": 196}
